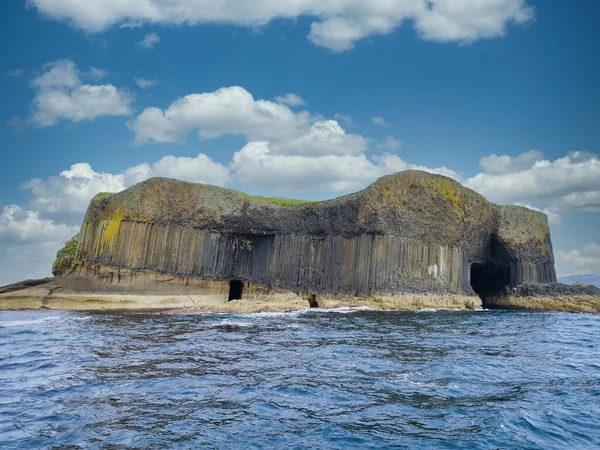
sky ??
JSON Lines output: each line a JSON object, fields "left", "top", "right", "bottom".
{"left": 0, "top": 0, "right": 599, "bottom": 286}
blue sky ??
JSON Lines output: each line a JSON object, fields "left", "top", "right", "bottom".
{"left": 0, "top": 0, "right": 599, "bottom": 285}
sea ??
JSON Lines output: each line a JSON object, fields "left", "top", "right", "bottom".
{"left": 1, "top": 308, "right": 599, "bottom": 449}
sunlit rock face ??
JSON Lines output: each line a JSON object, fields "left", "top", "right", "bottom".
{"left": 75, "top": 170, "right": 556, "bottom": 300}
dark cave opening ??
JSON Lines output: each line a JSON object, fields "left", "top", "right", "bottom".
{"left": 228, "top": 280, "right": 244, "bottom": 301}
{"left": 470, "top": 262, "right": 510, "bottom": 304}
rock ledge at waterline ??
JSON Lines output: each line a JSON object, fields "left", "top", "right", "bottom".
{"left": 2, "top": 170, "right": 598, "bottom": 313}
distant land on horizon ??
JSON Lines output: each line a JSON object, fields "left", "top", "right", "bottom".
{"left": 558, "top": 274, "right": 600, "bottom": 288}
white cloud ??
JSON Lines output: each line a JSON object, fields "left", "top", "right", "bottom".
{"left": 414, "top": 0, "right": 535, "bottom": 43}
{"left": 0, "top": 153, "right": 230, "bottom": 285}
{"left": 479, "top": 150, "right": 544, "bottom": 175}
{"left": 28, "top": 0, "right": 535, "bottom": 51}
{"left": 128, "top": 86, "right": 314, "bottom": 145}
{"left": 275, "top": 93, "right": 307, "bottom": 107}
{"left": 232, "top": 142, "right": 382, "bottom": 192}
{"left": 377, "top": 136, "right": 402, "bottom": 150}
{"left": 23, "top": 163, "right": 127, "bottom": 221}
{"left": 31, "top": 59, "right": 80, "bottom": 90}
{"left": 231, "top": 142, "right": 459, "bottom": 192}
{"left": 22, "top": 155, "right": 230, "bottom": 224}
{"left": 138, "top": 32, "right": 160, "bottom": 49}
{"left": 372, "top": 116, "right": 390, "bottom": 126}
{"left": 464, "top": 152, "right": 600, "bottom": 218}
{"left": 7, "top": 68, "right": 23, "bottom": 78}
{"left": 88, "top": 67, "right": 107, "bottom": 80}
{"left": 124, "top": 154, "right": 231, "bottom": 186}
{"left": 556, "top": 243, "right": 600, "bottom": 277}
{"left": 0, "top": 241, "right": 70, "bottom": 286}
{"left": 130, "top": 85, "right": 459, "bottom": 192}
{"left": 0, "top": 205, "right": 79, "bottom": 285}
{"left": 373, "top": 153, "right": 462, "bottom": 181}
{"left": 334, "top": 113, "right": 355, "bottom": 127}
{"left": 0, "top": 205, "right": 78, "bottom": 244}
{"left": 29, "top": 60, "right": 133, "bottom": 127}
{"left": 134, "top": 77, "right": 158, "bottom": 88}
{"left": 271, "top": 120, "right": 367, "bottom": 156}
{"left": 549, "top": 191, "right": 600, "bottom": 215}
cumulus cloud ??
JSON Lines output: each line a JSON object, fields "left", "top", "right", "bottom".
{"left": 0, "top": 241, "right": 71, "bottom": 286}
{"left": 28, "top": 0, "right": 534, "bottom": 51}
{"left": 231, "top": 142, "right": 459, "bottom": 192}
{"left": 23, "top": 163, "right": 127, "bottom": 221}
{"left": 138, "top": 32, "right": 160, "bottom": 49}
{"left": 0, "top": 205, "right": 78, "bottom": 244}
{"left": 232, "top": 142, "right": 385, "bottom": 192}
{"left": 275, "top": 93, "right": 307, "bottom": 107}
{"left": 29, "top": 60, "right": 133, "bottom": 127}
{"left": 555, "top": 243, "right": 600, "bottom": 277}
{"left": 22, "top": 155, "right": 230, "bottom": 224}
{"left": 0, "top": 152, "right": 230, "bottom": 285}
{"left": 270, "top": 120, "right": 367, "bottom": 156}
{"left": 372, "top": 116, "right": 390, "bottom": 126}
{"left": 128, "top": 86, "right": 315, "bottom": 145}
{"left": 464, "top": 151, "right": 600, "bottom": 218}
{"left": 134, "top": 78, "right": 158, "bottom": 88}
{"left": 124, "top": 154, "right": 231, "bottom": 186}
{"left": 129, "top": 85, "right": 459, "bottom": 192}
{"left": 88, "top": 67, "right": 107, "bottom": 80}
{"left": 377, "top": 136, "right": 402, "bottom": 150}
{"left": 479, "top": 150, "right": 544, "bottom": 175}
{"left": 0, "top": 206, "right": 80, "bottom": 285}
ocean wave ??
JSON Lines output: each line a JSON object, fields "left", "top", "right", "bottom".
{"left": 303, "top": 306, "right": 376, "bottom": 314}
{"left": 0, "top": 316, "right": 62, "bottom": 327}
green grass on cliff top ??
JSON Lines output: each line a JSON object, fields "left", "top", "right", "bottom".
{"left": 240, "top": 193, "right": 314, "bottom": 207}
{"left": 92, "top": 188, "right": 314, "bottom": 207}
{"left": 92, "top": 192, "right": 114, "bottom": 200}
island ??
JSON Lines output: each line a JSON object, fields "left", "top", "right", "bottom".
{"left": 1, "top": 170, "right": 598, "bottom": 313}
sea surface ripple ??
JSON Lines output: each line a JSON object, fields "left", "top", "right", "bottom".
{"left": 1, "top": 309, "right": 599, "bottom": 449}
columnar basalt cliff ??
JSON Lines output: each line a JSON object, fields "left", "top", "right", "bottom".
{"left": 71, "top": 170, "right": 555, "bottom": 305}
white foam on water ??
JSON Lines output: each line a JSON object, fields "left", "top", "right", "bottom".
{"left": 245, "top": 311, "right": 301, "bottom": 318}
{"left": 415, "top": 308, "right": 466, "bottom": 313}
{"left": 212, "top": 320, "right": 254, "bottom": 327}
{"left": 302, "top": 306, "right": 376, "bottom": 314}
{"left": 0, "top": 316, "right": 62, "bottom": 327}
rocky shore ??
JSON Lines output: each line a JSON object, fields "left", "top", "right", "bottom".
{"left": 2, "top": 274, "right": 598, "bottom": 313}
{"left": 0, "top": 270, "right": 482, "bottom": 313}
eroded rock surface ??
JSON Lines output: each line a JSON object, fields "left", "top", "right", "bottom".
{"left": 4, "top": 170, "right": 596, "bottom": 312}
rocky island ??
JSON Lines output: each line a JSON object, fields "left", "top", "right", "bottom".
{"left": 1, "top": 170, "right": 598, "bottom": 313}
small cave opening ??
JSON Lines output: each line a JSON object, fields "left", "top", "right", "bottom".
{"left": 470, "top": 262, "right": 510, "bottom": 306}
{"left": 228, "top": 280, "right": 244, "bottom": 301}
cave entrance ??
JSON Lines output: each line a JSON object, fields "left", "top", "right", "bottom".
{"left": 470, "top": 262, "right": 510, "bottom": 304}
{"left": 228, "top": 280, "right": 244, "bottom": 301}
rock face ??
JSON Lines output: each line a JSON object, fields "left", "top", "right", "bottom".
{"left": 74, "top": 170, "right": 556, "bottom": 305}
{"left": 52, "top": 234, "right": 79, "bottom": 276}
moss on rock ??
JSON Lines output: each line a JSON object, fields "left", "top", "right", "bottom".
{"left": 52, "top": 234, "right": 79, "bottom": 276}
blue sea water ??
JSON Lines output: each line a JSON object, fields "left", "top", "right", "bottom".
{"left": 0, "top": 309, "right": 599, "bottom": 449}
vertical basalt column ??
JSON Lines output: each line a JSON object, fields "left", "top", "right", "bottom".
{"left": 78, "top": 221, "right": 472, "bottom": 296}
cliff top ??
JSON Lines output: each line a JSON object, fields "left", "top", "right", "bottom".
{"left": 81, "top": 170, "right": 552, "bottom": 262}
